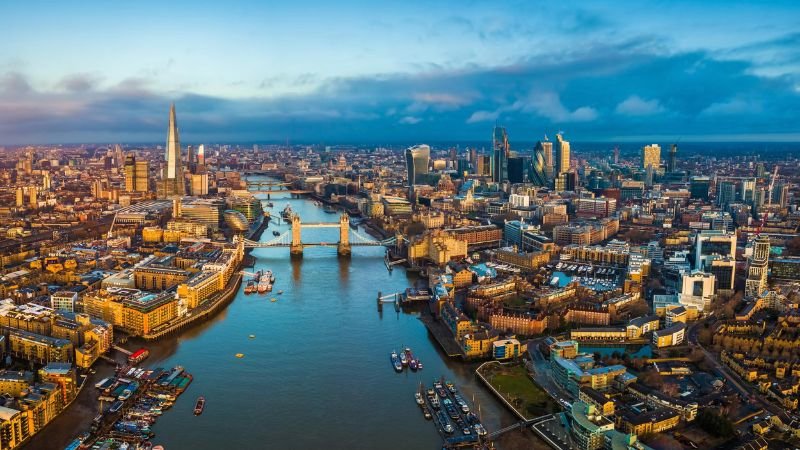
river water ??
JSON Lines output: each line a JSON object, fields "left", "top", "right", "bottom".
{"left": 138, "top": 189, "right": 526, "bottom": 449}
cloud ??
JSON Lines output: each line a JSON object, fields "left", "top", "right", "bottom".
{"left": 0, "top": 40, "right": 799, "bottom": 144}
{"left": 615, "top": 95, "right": 665, "bottom": 116}
{"left": 701, "top": 98, "right": 762, "bottom": 115}
{"left": 399, "top": 116, "right": 422, "bottom": 124}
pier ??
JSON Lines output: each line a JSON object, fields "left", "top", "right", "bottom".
{"left": 376, "top": 291, "right": 401, "bottom": 312}
{"left": 419, "top": 307, "right": 466, "bottom": 358}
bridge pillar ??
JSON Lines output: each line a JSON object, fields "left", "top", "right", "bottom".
{"left": 338, "top": 214, "right": 351, "bottom": 256}
{"left": 290, "top": 214, "right": 303, "bottom": 256}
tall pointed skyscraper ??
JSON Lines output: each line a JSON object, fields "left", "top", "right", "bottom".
{"left": 159, "top": 103, "right": 185, "bottom": 197}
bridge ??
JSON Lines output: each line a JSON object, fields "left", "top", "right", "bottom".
{"left": 241, "top": 213, "right": 405, "bottom": 257}
{"left": 245, "top": 179, "right": 312, "bottom": 195}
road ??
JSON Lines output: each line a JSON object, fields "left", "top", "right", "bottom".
{"left": 687, "top": 319, "right": 783, "bottom": 417}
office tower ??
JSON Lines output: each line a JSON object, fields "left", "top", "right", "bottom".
{"left": 15, "top": 187, "right": 23, "bottom": 207}
{"left": 42, "top": 172, "right": 51, "bottom": 191}
{"left": 507, "top": 157, "right": 526, "bottom": 184}
{"left": 124, "top": 154, "right": 136, "bottom": 192}
{"left": 405, "top": 144, "right": 430, "bottom": 189}
{"left": 641, "top": 144, "right": 661, "bottom": 171}
{"left": 717, "top": 180, "right": 736, "bottom": 208}
{"left": 694, "top": 230, "right": 736, "bottom": 271}
{"left": 772, "top": 183, "right": 788, "bottom": 207}
{"left": 187, "top": 145, "right": 196, "bottom": 173}
{"left": 491, "top": 126, "right": 509, "bottom": 182}
{"left": 739, "top": 178, "right": 756, "bottom": 204}
{"left": 476, "top": 155, "right": 491, "bottom": 177}
{"left": 710, "top": 257, "right": 736, "bottom": 292}
{"left": 114, "top": 144, "right": 124, "bottom": 168}
{"left": 690, "top": 176, "right": 711, "bottom": 200}
{"left": 555, "top": 133, "right": 570, "bottom": 176}
{"left": 755, "top": 162, "right": 766, "bottom": 178}
{"left": 469, "top": 148, "right": 477, "bottom": 166}
{"left": 197, "top": 144, "right": 205, "bottom": 167}
{"left": 745, "top": 235, "right": 770, "bottom": 297}
{"left": 29, "top": 186, "right": 38, "bottom": 208}
{"left": 159, "top": 103, "right": 185, "bottom": 198}
{"left": 190, "top": 173, "right": 209, "bottom": 196}
{"left": 534, "top": 139, "right": 554, "bottom": 182}
{"left": 135, "top": 160, "right": 150, "bottom": 193}
{"left": 667, "top": 144, "right": 677, "bottom": 172}
{"left": 612, "top": 146, "right": 620, "bottom": 165}
{"left": 645, "top": 165, "right": 654, "bottom": 188}
{"left": 530, "top": 144, "right": 548, "bottom": 187}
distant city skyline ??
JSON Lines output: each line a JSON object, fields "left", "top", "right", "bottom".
{"left": 1, "top": 0, "right": 799, "bottom": 144}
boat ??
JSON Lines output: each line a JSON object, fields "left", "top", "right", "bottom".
{"left": 109, "top": 400, "right": 123, "bottom": 413}
{"left": 415, "top": 393, "right": 424, "bottom": 405}
{"left": 423, "top": 409, "right": 432, "bottom": 420}
{"left": 390, "top": 351, "right": 403, "bottom": 372}
{"left": 404, "top": 348, "right": 416, "bottom": 371}
{"left": 235, "top": 353, "right": 244, "bottom": 358}
{"left": 194, "top": 396, "right": 205, "bottom": 415}
{"left": 257, "top": 275, "right": 272, "bottom": 293}
{"left": 128, "top": 348, "right": 149, "bottom": 365}
{"left": 244, "top": 281, "right": 256, "bottom": 294}
{"left": 409, "top": 358, "right": 418, "bottom": 371}
{"left": 399, "top": 350, "right": 408, "bottom": 366}
{"left": 417, "top": 361, "right": 423, "bottom": 370}
{"left": 118, "top": 389, "right": 132, "bottom": 401}
{"left": 272, "top": 231, "right": 280, "bottom": 236}
{"left": 249, "top": 334, "right": 256, "bottom": 339}
{"left": 446, "top": 381, "right": 456, "bottom": 393}
{"left": 270, "top": 298, "right": 277, "bottom": 302}
{"left": 277, "top": 290, "right": 283, "bottom": 295}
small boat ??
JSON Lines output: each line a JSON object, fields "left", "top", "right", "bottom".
{"left": 390, "top": 351, "right": 403, "bottom": 372}
{"left": 446, "top": 381, "right": 456, "bottom": 393}
{"left": 249, "top": 335, "right": 256, "bottom": 339}
{"left": 277, "top": 290, "right": 283, "bottom": 295}
{"left": 409, "top": 358, "right": 418, "bottom": 371}
{"left": 109, "top": 400, "right": 123, "bottom": 413}
{"left": 399, "top": 351, "right": 408, "bottom": 366}
{"left": 270, "top": 298, "right": 277, "bottom": 302}
{"left": 235, "top": 353, "right": 244, "bottom": 358}
{"left": 194, "top": 396, "right": 205, "bottom": 415}
{"left": 417, "top": 361, "right": 423, "bottom": 370}
{"left": 244, "top": 281, "right": 256, "bottom": 294}
{"left": 415, "top": 393, "right": 425, "bottom": 405}
{"left": 423, "top": 409, "right": 432, "bottom": 420}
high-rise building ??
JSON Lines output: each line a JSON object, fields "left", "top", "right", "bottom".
{"left": 690, "top": 176, "right": 711, "bottom": 201}
{"left": 405, "top": 144, "right": 430, "bottom": 189}
{"left": 612, "top": 146, "right": 619, "bottom": 165}
{"left": 15, "top": 187, "right": 23, "bottom": 207}
{"left": 667, "top": 144, "right": 677, "bottom": 172}
{"left": 531, "top": 144, "right": 548, "bottom": 187}
{"left": 771, "top": 183, "right": 788, "bottom": 207}
{"left": 694, "top": 230, "right": 736, "bottom": 271}
{"left": 642, "top": 144, "right": 661, "bottom": 171}
{"left": 190, "top": 173, "right": 209, "bottom": 196}
{"left": 187, "top": 145, "right": 196, "bottom": 173}
{"left": 555, "top": 133, "right": 570, "bottom": 176}
{"left": 507, "top": 157, "right": 527, "bottom": 184}
{"left": 491, "top": 126, "right": 509, "bottom": 182}
{"left": 29, "top": 186, "right": 38, "bottom": 209}
{"left": 159, "top": 103, "right": 185, "bottom": 198}
{"left": 135, "top": 160, "right": 149, "bottom": 193}
{"left": 745, "top": 235, "right": 770, "bottom": 297}
{"left": 755, "top": 162, "right": 766, "bottom": 178}
{"left": 197, "top": 144, "right": 206, "bottom": 167}
{"left": 717, "top": 180, "right": 736, "bottom": 208}
{"left": 739, "top": 178, "right": 756, "bottom": 204}
{"left": 124, "top": 154, "right": 136, "bottom": 192}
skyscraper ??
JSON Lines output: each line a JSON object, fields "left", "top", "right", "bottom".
{"left": 745, "top": 235, "right": 770, "bottom": 297}
{"left": 124, "top": 154, "right": 136, "bottom": 192}
{"left": 535, "top": 138, "right": 554, "bottom": 181}
{"left": 405, "top": 144, "right": 430, "bottom": 189}
{"left": 491, "top": 126, "right": 509, "bottom": 183}
{"left": 667, "top": 144, "right": 677, "bottom": 173}
{"left": 717, "top": 180, "right": 736, "bottom": 208}
{"left": 135, "top": 159, "right": 150, "bottom": 193}
{"left": 531, "top": 143, "right": 548, "bottom": 187}
{"left": 555, "top": 133, "right": 570, "bottom": 176}
{"left": 159, "top": 103, "right": 185, "bottom": 198}
{"left": 642, "top": 144, "right": 661, "bottom": 171}
{"left": 197, "top": 144, "right": 206, "bottom": 168}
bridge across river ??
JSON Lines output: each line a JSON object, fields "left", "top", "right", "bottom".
{"left": 241, "top": 213, "right": 405, "bottom": 257}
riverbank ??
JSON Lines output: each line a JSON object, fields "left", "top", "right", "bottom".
{"left": 476, "top": 361, "right": 558, "bottom": 421}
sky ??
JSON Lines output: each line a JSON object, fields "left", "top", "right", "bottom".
{"left": 1, "top": 0, "right": 799, "bottom": 145}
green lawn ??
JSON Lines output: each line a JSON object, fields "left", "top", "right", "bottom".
{"left": 481, "top": 363, "right": 556, "bottom": 418}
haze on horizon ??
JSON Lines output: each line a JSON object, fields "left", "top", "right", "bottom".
{"left": 1, "top": 0, "right": 799, "bottom": 145}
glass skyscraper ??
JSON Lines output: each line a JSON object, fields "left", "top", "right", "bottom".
{"left": 405, "top": 144, "right": 430, "bottom": 188}
{"left": 492, "top": 126, "right": 509, "bottom": 182}
{"left": 531, "top": 142, "right": 549, "bottom": 186}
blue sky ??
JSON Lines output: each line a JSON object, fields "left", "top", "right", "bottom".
{"left": 1, "top": 0, "right": 799, "bottom": 144}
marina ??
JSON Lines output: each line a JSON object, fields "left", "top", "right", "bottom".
{"left": 64, "top": 365, "right": 193, "bottom": 449}
{"left": 419, "top": 378, "right": 488, "bottom": 448}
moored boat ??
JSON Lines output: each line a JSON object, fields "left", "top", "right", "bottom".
{"left": 194, "top": 396, "right": 205, "bottom": 415}
{"left": 390, "top": 351, "right": 403, "bottom": 372}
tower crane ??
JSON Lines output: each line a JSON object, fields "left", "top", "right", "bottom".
{"left": 767, "top": 165, "right": 779, "bottom": 208}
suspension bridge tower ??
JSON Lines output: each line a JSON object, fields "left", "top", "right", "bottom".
{"left": 290, "top": 214, "right": 303, "bottom": 256}
{"left": 338, "top": 214, "right": 351, "bottom": 257}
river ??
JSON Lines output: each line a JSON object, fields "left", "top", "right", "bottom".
{"left": 29, "top": 186, "right": 545, "bottom": 450}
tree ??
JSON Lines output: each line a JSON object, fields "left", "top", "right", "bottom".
{"left": 639, "top": 369, "right": 664, "bottom": 388}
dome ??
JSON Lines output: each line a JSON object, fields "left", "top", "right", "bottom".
{"left": 223, "top": 210, "right": 250, "bottom": 232}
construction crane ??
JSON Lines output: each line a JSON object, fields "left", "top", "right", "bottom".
{"left": 767, "top": 165, "right": 779, "bottom": 208}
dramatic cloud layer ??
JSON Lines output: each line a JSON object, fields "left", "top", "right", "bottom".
{"left": 0, "top": 1, "right": 799, "bottom": 144}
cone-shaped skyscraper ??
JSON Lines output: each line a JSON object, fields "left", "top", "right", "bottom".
{"left": 159, "top": 103, "right": 185, "bottom": 197}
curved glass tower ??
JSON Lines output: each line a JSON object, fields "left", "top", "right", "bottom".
{"left": 531, "top": 143, "right": 548, "bottom": 186}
